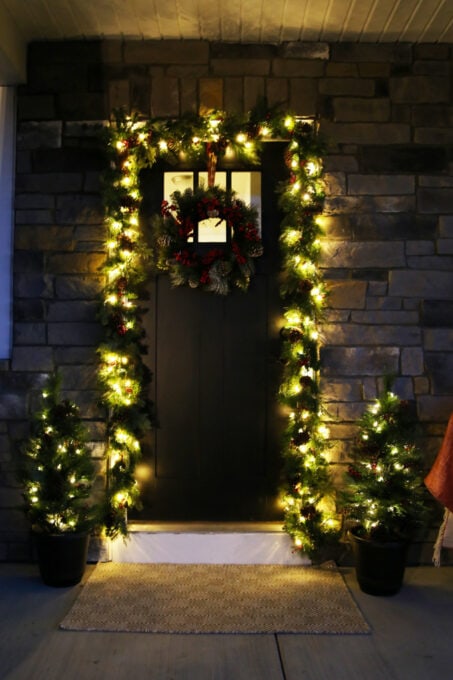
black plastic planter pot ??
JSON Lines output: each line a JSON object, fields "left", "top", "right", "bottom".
{"left": 34, "top": 532, "right": 90, "bottom": 587}
{"left": 349, "top": 529, "right": 409, "bottom": 596}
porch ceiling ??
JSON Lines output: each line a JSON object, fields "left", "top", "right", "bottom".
{"left": 0, "top": 0, "right": 451, "bottom": 83}
{"left": 1, "top": 0, "right": 452, "bottom": 43}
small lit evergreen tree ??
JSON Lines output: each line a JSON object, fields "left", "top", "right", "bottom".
{"left": 21, "top": 372, "right": 98, "bottom": 534}
{"left": 343, "top": 385, "right": 429, "bottom": 542}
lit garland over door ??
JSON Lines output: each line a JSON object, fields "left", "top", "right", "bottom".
{"left": 98, "top": 109, "right": 340, "bottom": 558}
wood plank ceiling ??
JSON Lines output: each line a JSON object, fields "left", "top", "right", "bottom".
{"left": 1, "top": 0, "right": 452, "bottom": 44}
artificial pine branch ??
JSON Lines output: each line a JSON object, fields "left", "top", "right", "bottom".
{"left": 343, "top": 385, "right": 430, "bottom": 541}
{"left": 20, "top": 372, "right": 98, "bottom": 534}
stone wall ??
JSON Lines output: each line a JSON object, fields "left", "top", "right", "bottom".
{"left": 1, "top": 39, "right": 452, "bottom": 561}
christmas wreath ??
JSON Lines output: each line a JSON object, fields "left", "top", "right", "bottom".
{"left": 151, "top": 185, "right": 263, "bottom": 295}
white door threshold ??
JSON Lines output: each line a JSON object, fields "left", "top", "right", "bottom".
{"left": 109, "top": 522, "right": 310, "bottom": 565}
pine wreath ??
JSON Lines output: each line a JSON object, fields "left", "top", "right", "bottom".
{"left": 151, "top": 185, "right": 263, "bottom": 295}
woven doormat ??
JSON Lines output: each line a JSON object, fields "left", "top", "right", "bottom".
{"left": 60, "top": 562, "right": 370, "bottom": 635}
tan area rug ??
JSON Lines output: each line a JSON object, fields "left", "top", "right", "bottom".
{"left": 60, "top": 562, "right": 370, "bottom": 635}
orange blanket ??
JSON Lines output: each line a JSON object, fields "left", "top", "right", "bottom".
{"left": 425, "top": 414, "right": 453, "bottom": 513}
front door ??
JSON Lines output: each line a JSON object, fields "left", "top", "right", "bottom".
{"left": 134, "top": 144, "right": 287, "bottom": 521}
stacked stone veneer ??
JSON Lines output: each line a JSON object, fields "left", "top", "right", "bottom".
{"left": 1, "top": 39, "right": 452, "bottom": 561}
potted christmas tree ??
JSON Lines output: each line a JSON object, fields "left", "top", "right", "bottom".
{"left": 343, "top": 383, "right": 429, "bottom": 596}
{"left": 20, "top": 372, "right": 99, "bottom": 586}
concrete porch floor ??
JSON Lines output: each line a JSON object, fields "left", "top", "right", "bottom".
{"left": 1, "top": 563, "right": 452, "bottom": 679}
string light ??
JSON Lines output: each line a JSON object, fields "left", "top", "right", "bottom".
{"left": 99, "top": 109, "right": 338, "bottom": 555}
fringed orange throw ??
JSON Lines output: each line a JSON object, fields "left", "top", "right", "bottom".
{"left": 425, "top": 414, "right": 453, "bottom": 565}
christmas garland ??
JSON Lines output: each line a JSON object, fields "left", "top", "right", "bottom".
{"left": 98, "top": 108, "right": 340, "bottom": 557}
{"left": 151, "top": 185, "right": 263, "bottom": 295}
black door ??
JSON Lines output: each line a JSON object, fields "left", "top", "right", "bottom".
{"left": 134, "top": 144, "right": 287, "bottom": 521}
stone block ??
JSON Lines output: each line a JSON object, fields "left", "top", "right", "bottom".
{"left": 351, "top": 310, "right": 418, "bottom": 325}
{"left": 223, "top": 77, "right": 244, "bottom": 113}
{"left": 425, "top": 353, "right": 453, "bottom": 394}
{"left": 150, "top": 76, "right": 179, "bottom": 117}
{"left": 390, "top": 77, "right": 450, "bottom": 103}
{"left": 33, "top": 148, "right": 106, "bottom": 173}
{"left": 438, "top": 240, "right": 453, "bottom": 255}
{"left": 360, "top": 145, "right": 447, "bottom": 173}
{"left": 420, "top": 176, "right": 453, "bottom": 188}
{"left": 13, "top": 323, "right": 46, "bottom": 345}
{"left": 243, "top": 77, "right": 265, "bottom": 112}
{"left": 289, "top": 78, "right": 318, "bottom": 116}
{"left": 331, "top": 43, "right": 412, "bottom": 64}
{"left": 358, "top": 63, "right": 391, "bottom": 77}
{"left": 199, "top": 78, "right": 224, "bottom": 114}
{"left": 211, "top": 44, "right": 277, "bottom": 60}
{"left": 109, "top": 79, "right": 130, "bottom": 112}
{"left": 16, "top": 121, "right": 62, "bottom": 150}
{"left": 418, "top": 396, "right": 453, "bottom": 421}
{"left": 47, "top": 301, "right": 98, "bottom": 322}
{"left": 323, "top": 155, "right": 359, "bottom": 172}
{"left": 17, "top": 95, "right": 56, "bottom": 121}
{"left": 319, "top": 378, "right": 363, "bottom": 402}
{"left": 415, "top": 128, "right": 453, "bottom": 145}
{"left": 423, "top": 329, "right": 453, "bottom": 352}
{"left": 319, "top": 78, "right": 375, "bottom": 97}
{"left": 48, "top": 253, "right": 105, "bottom": 274}
{"left": 211, "top": 59, "right": 270, "bottom": 77}
{"left": 320, "top": 346, "right": 400, "bottom": 376}
{"left": 412, "top": 105, "right": 453, "bottom": 127}
{"left": 406, "top": 241, "right": 435, "bottom": 256}
{"left": 439, "top": 217, "right": 453, "bottom": 238}
{"left": 14, "top": 225, "right": 74, "bottom": 251}
{"left": 366, "top": 297, "right": 403, "bottom": 311}
{"left": 55, "top": 195, "right": 104, "bottom": 225}
{"left": 16, "top": 150, "right": 32, "bottom": 174}
{"left": 15, "top": 210, "right": 53, "bottom": 225}
{"left": 327, "top": 280, "right": 366, "bottom": 309}
{"left": 333, "top": 97, "right": 390, "bottom": 122}
{"left": 324, "top": 172, "right": 346, "bottom": 196}
{"left": 124, "top": 40, "right": 209, "bottom": 65}
{"left": 280, "top": 43, "right": 329, "bottom": 60}
{"left": 421, "top": 300, "right": 453, "bottom": 327}
{"left": 413, "top": 376, "right": 430, "bottom": 395}
{"left": 57, "top": 93, "right": 107, "bottom": 121}
{"left": 14, "top": 274, "right": 53, "bottom": 299}
{"left": 401, "top": 348, "right": 424, "bottom": 376}
{"left": 389, "top": 271, "right": 453, "bottom": 300}
{"left": 326, "top": 63, "right": 358, "bottom": 77}
{"left": 414, "top": 61, "right": 450, "bottom": 77}
{"left": 320, "top": 122, "right": 410, "bottom": 145}
{"left": 60, "top": 364, "right": 98, "bottom": 390}
{"left": 265, "top": 78, "right": 289, "bottom": 109}
{"left": 414, "top": 45, "right": 450, "bottom": 60}
{"left": 16, "top": 171, "right": 83, "bottom": 194}
{"left": 101, "top": 40, "right": 123, "bottom": 63}
{"left": 86, "top": 420, "right": 107, "bottom": 441}
{"left": 418, "top": 188, "right": 453, "bottom": 214}
{"left": 348, "top": 174, "right": 414, "bottom": 195}
{"left": 15, "top": 194, "right": 54, "bottom": 209}
{"left": 130, "top": 73, "right": 150, "bottom": 115}
{"left": 367, "top": 281, "right": 388, "bottom": 296}
{"left": 14, "top": 300, "right": 45, "bottom": 322}
{"left": 47, "top": 322, "right": 103, "bottom": 346}
{"left": 407, "top": 255, "right": 453, "bottom": 272}
{"left": 180, "top": 78, "right": 198, "bottom": 114}
{"left": 322, "top": 240, "right": 405, "bottom": 269}
{"left": 11, "top": 347, "right": 53, "bottom": 373}
{"left": 322, "top": 323, "right": 420, "bottom": 346}
{"left": 54, "top": 347, "right": 97, "bottom": 364}
{"left": 167, "top": 65, "right": 210, "bottom": 78}
{"left": 55, "top": 275, "right": 104, "bottom": 299}
{"left": 272, "top": 59, "right": 324, "bottom": 77}
{"left": 64, "top": 121, "right": 107, "bottom": 139}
